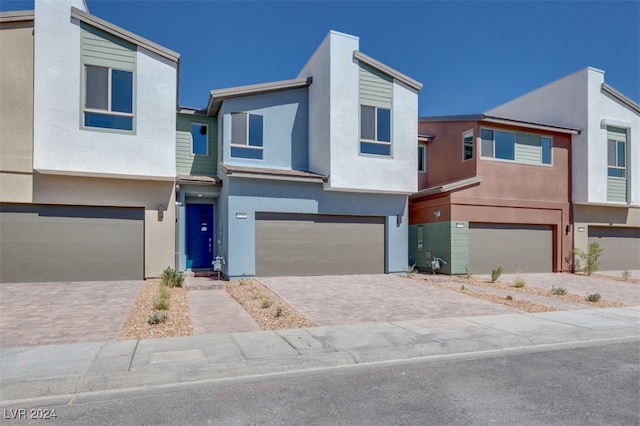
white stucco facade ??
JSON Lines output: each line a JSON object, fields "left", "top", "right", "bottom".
{"left": 33, "top": 0, "right": 177, "bottom": 180}
{"left": 298, "top": 31, "right": 419, "bottom": 194}
{"left": 487, "top": 67, "right": 639, "bottom": 206}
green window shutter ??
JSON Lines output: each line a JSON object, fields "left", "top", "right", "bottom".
{"left": 81, "top": 23, "right": 136, "bottom": 70}
{"left": 359, "top": 63, "right": 393, "bottom": 109}
{"left": 607, "top": 177, "right": 627, "bottom": 202}
{"left": 514, "top": 132, "right": 542, "bottom": 165}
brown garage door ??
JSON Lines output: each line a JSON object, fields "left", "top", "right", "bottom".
{"left": 588, "top": 226, "right": 640, "bottom": 270}
{"left": 0, "top": 204, "right": 144, "bottom": 283}
{"left": 469, "top": 223, "right": 553, "bottom": 274}
{"left": 255, "top": 213, "right": 385, "bottom": 276}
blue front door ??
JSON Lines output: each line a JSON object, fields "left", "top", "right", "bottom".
{"left": 186, "top": 204, "right": 213, "bottom": 269}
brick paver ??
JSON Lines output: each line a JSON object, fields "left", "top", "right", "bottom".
{"left": 258, "top": 274, "right": 519, "bottom": 326}
{"left": 0, "top": 281, "right": 143, "bottom": 347}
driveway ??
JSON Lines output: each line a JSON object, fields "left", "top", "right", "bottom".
{"left": 257, "top": 274, "right": 518, "bottom": 326}
{"left": 0, "top": 281, "right": 143, "bottom": 348}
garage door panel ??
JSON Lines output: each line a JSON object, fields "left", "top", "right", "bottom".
{"left": 0, "top": 205, "right": 144, "bottom": 283}
{"left": 469, "top": 223, "right": 553, "bottom": 274}
{"left": 588, "top": 226, "right": 640, "bottom": 270}
{"left": 255, "top": 213, "right": 384, "bottom": 277}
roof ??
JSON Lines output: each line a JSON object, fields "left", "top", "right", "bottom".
{"left": 0, "top": 10, "right": 34, "bottom": 23}
{"left": 70, "top": 7, "right": 179, "bottom": 63}
{"left": 601, "top": 83, "right": 640, "bottom": 114}
{"left": 420, "top": 114, "right": 581, "bottom": 135}
{"left": 410, "top": 175, "right": 483, "bottom": 199}
{"left": 353, "top": 50, "right": 422, "bottom": 91}
{"left": 219, "top": 164, "right": 328, "bottom": 183}
{"left": 207, "top": 77, "right": 313, "bottom": 116}
{"left": 176, "top": 174, "right": 221, "bottom": 186}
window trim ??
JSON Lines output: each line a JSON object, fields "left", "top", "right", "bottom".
{"left": 607, "top": 138, "right": 626, "bottom": 178}
{"left": 230, "top": 112, "right": 264, "bottom": 159}
{"left": 82, "top": 64, "right": 135, "bottom": 133}
{"left": 359, "top": 104, "right": 393, "bottom": 157}
{"left": 418, "top": 144, "right": 427, "bottom": 173}
{"left": 480, "top": 127, "right": 554, "bottom": 166}
{"left": 191, "top": 123, "right": 209, "bottom": 157}
{"left": 462, "top": 129, "right": 474, "bottom": 161}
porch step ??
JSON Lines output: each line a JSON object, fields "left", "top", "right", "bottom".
{"left": 184, "top": 276, "right": 225, "bottom": 291}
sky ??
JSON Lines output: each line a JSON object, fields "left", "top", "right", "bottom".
{"left": 2, "top": 0, "right": 639, "bottom": 117}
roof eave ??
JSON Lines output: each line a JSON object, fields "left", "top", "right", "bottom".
{"left": 410, "top": 175, "right": 483, "bottom": 199}
{"left": 601, "top": 83, "right": 640, "bottom": 114}
{"left": 353, "top": 50, "right": 422, "bottom": 91}
{"left": 0, "top": 10, "right": 34, "bottom": 23}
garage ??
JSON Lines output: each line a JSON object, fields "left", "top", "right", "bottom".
{"left": 588, "top": 226, "right": 640, "bottom": 270}
{"left": 0, "top": 204, "right": 144, "bottom": 283}
{"left": 469, "top": 223, "right": 553, "bottom": 274}
{"left": 255, "top": 212, "right": 385, "bottom": 276}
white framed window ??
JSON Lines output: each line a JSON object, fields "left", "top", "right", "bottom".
{"left": 481, "top": 128, "right": 515, "bottom": 160}
{"left": 607, "top": 127, "right": 626, "bottom": 178}
{"left": 230, "top": 112, "right": 263, "bottom": 160}
{"left": 541, "top": 137, "right": 552, "bottom": 165}
{"left": 480, "top": 128, "right": 553, "bottom": 165}
{"left": 83, "top": 65, "right": 133, "bottom": 131}
{"left": 418, "top": 145, "right": 427, "bottom": 173}
{"left": 462, "top": 130, "right": 473, "bottom": 160}
{"left": 360, "top": 105, "right": 392, "bottom": 156}
{"left": 191, "top": 123, "right": 208, "bottom": 156}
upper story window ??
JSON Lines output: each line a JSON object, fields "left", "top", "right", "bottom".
{"left": 360, "top": 105, "right": 392, "bottom": 156}
{"left": 191, "top": 124, "right": 208, "bottom": 156}
{"left": 230, "top": 112, "right": 263, "bottom": 160}
{"left": 607, "top": 127, "right": 626, "bottom": 178}
{"left": 481, "top": 128, "right": 552, "bottom": 165}
{"left": 462, "top": 130, "right": 474, "bottom": 160}
{"left": 84, "top": 66, "right": 134, "bottom": 131}
{"left": 418, "top": 145, "right": 427, "bottom": 173}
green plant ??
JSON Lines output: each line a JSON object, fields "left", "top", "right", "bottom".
{"left": 551, "top": 286, "right": 567, "bottom": 295}
{"left": 464, "top": 265, "right": 473, "bottom": 279}
{"left": 461, "top": 285, "right": 466, "bottom": 291}
{"left": 622, "top": 270, "right": 631, "bottom": 281}
{"left": 153, "top": 296, "right": 170, "bottom": 310}
{"left": 274, "top": 306, "right": 284, "bottom": 317}
{"left": 513, "top": 279, "right": 525, "bottom": 288}
{"left": 490, "top": 266, "right": 503, "bottom": 283}
{"left": 505, "top": 295, "right": 513, "bottom": 301}
{"left": 405, "top": 263, "right": 417, "bottom": 277}
{"left": 158, "top": 285, "right": 171, "bottom": 300}
{"left": 571, "top": 243, "right": 603, "bottom": 276}
{"left": 261, "top": 300, "right": 272, "bottom": 309}
{"left": 161, "top": 266, "right": 184, "bottom": 288}
{"left": 147, "top": 312, "right": 169, "bottom": 324}
{"left": 587, "top": 293, "right": 601, "bottom": 302}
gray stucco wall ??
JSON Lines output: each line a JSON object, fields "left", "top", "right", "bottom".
{"left": 221, "top": 176, "right": 409, "bottom": 279}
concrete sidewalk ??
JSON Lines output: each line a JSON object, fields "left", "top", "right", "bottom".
{"left": 1, "top": 306, "right": 638, "bottom": 405}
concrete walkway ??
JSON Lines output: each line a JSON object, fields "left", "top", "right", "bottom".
{"left": 1, "top": 306, "right": 638, "bottom": 404}
{"left": 188, "top": 289, "right": 260, "bottom": 335}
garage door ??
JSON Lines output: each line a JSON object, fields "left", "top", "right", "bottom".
{"left": 469, "top": 223, "right": 553, "bottom": 274}
{"left": 588, "top": 226, "right": 640, "bottom": 270}
{"left": 0, "top": 204, "right": 144, "bottom": 283}
{"left": 255, "top": 213, "right": 385, "bottom": 276}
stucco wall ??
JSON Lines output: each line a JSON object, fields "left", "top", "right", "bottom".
{"left": 33, "top": 0, "right": 177, "bottom": 180}
{"left": 221, "top": 176, "right": 408, "bottom": 279}
{"left": 219, "top": 88, "right": 308, "bottom": 171}
{"left": 573, "top": 204, "right": 640, "bottom": 254}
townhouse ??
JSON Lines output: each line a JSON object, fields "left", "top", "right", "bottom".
{"left": 0, "top": 0, "right": 178, "bottom": 282}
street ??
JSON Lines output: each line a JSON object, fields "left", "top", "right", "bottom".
{"left": 4, "top": 340, "right": 639, "bottom": 425}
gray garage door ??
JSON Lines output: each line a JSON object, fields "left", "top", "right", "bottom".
{"left": 0, "top": 204, "right": 144, "bottom": 283}
{"left": 588, "top": 226, "right": 640, "bottom": 270}
{"left": 255, "top": 213, "right": 385, "bottom": 277}
{"left": 469, "top": 223, "right": 553, "bottom": 274}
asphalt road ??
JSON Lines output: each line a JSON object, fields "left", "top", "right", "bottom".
{"left": 5, "top": 341, "right": 639, "bottom": 425}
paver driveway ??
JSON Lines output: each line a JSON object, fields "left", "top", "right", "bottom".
{"left": 257, "top": 274, "right": 518, "bottom": 326}
{"left": 0, "top": 281, "right": 143, "bottom": 347}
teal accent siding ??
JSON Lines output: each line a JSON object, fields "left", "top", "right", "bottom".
{"left": 515, "top": 131, "right": 542, "bottom": 165}
{"left": 81, "top": 23, "right": 135, "bottom": 70}
{"left": 607, "top": 177, "right": 627, "bottom": 202}
{"left": 359, "top": 63, "right": 392, "bottom": 108}
{"left": 176, "top": 114, "right": 218, "bottom": 176}
{"left": 409, "top": 221, "right": 469, "bottom": 275}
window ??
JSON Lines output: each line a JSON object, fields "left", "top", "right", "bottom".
{"left": 541, "top": 137, "right": 552, "bottom": 165}
{"left": 418, "top": 145, "right": 427, "bottom": 173}
{"left": 360, "top": 105, "right": 391, "bottom": 156}
{"left": 462, "top": 130, "right": 473, "bottom": 160}
{"left": 230, "top": 112, "right": 263, "bottom": 159}
{"left": 481, "top": 129, "right": 514, "bottom": 160}
{"left": 608, "top": 129, "right": 626, "bottom": 178}
{"left": 191, "top": 124, "right": 208, "bottom": 156}
{"left": 84, "top": 65, "right": 133, "bottom": 131}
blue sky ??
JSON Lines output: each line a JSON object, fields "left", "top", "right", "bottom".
{"left": 2, "top": 1, "right": 639, "bottom": 116}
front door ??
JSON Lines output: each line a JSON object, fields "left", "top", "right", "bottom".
{"left": 186, "top": 204, "right": 214, "bottom": 269}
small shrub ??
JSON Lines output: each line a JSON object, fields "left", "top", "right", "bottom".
{"left": 161, "top": 266, "right": 184, "bottom": 288}
{"left": 490, "top": 266, "right": 503, "bottom": 283}
{"left": 551, "top": 286, "right": 567, "bottom": 295}
{"left": 153, "top": 295, "right": 170, "bottom": 310}
{"left": 513, "top": 279, "right": 525, "bottom": 288}
{"left": 587, "top": 293, "right": 601, "bottom": 302}
{"left": 158, "top": 285, "right": 171, "bottom": 300}
{"left": 505, "top": 295, "right": 513, "bottom": 301}
{"left": 571, "top": 243, "right": 603, "bottom": 276}
{"left": 622, "top": 270, "right": 631, "bottom": 281}
{"left": 274, "top": 306, "right": 284, "bottom": 317}
{"left": 405, "top": 263, "right": 417, "bottom": 277}
{"left": 261, "top": 300, "right": 272, "bottom": 309}
{"left": 147, "top": 312, "right": 169, "bottom": 324}
{"left": 464, "top": 265, "right": 473, "bottom": 279}
{"left": 461, "top": 285, "right": 466, "bottom": 291}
